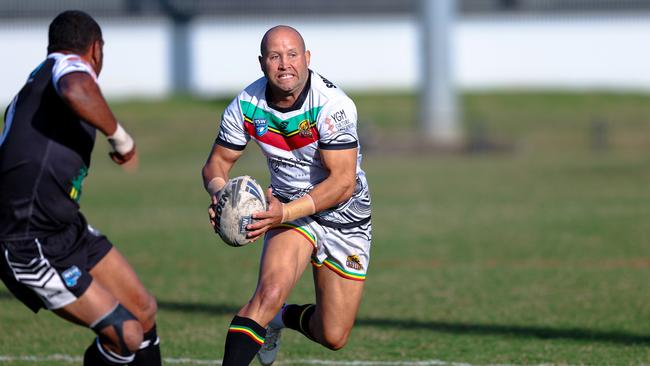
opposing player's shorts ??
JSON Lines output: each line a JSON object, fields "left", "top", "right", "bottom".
{"left": 0, "top": 213, "right": 112, "bottom": 313}
{"left": 274, "top": 217, "right": 372, "bottom": 281}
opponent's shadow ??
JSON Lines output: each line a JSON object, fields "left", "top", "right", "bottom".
{"left": 156, "top": 299, "right": 650, "bottom": 346}
{"left": 157, "top": 300, "right": 239, "bottom": 315}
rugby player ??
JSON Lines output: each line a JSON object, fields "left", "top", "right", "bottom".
{"left": 0, "top": 10, "right": 161, "bottom": 365}
{"left": 203, "top": 25, "right": 372, "bottom": 365}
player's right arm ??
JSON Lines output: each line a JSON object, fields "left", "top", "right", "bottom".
{"left": 203, "top": 95, "right": 250, "bottom": 198}
{"left": 58, "top": 72, "right": 136, "bottom": 165}
{"left": 202, "top": 144, "right": 243, "bottom": 197}
{"left": 203, "top": 143, "right": 243, "bottom": 232}
{"left": 203, "top": 95, "right": 250, "bottom": 230}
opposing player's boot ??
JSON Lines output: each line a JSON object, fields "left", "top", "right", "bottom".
{"left": 256, "top": 326, "right": 282, "bottom": 366}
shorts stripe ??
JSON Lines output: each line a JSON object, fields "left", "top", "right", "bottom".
{"left": 228, "top": 326, "right": 265, "bottom": 345}
{"left": 277, "top": 223, "right": 317, "bottom": 248}
{"left": 313, "top": 258, "right": 366, "bottom": 281}
{"left": 311, "top": 257, "right": 323, "bottom": 269}
{"left": 4, "top": 239, "right": 77, "bottom": 309}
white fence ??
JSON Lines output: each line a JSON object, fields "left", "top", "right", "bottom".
{"left": 1, "top": 14, "right": 649, "bottom": 102}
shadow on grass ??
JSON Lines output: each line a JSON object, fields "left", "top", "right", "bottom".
{"left": 158, "top": 299, "right": 240, "bottom": 315}
{"left": 357, "top": 318, "right": 650, "bottom": 346}
{"left": 3, "top": 293, "right": 644, "bottom": 347}
{"left": 0, "top": 290, "right": 12, "bottom": 300}
{"left": 156, "top": 299, "right": 650, "bottom": 346}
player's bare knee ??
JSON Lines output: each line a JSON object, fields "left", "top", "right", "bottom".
{"left": 256, "top": 283, "right": 286, "bottom": 313}
{"left": 91, "top": 303, "right": 143, "bottom": 355}
{"left": 138, "top": 295, "right": 158, "bottom": 329}
{"left": 120, "top": 319, "right": 144, "bottom": 352}
{"left": 320, "top": 328, "right": 351, "bottom": 351}
{"left": 127, "top": 293, "right": 158, "bottom": 329}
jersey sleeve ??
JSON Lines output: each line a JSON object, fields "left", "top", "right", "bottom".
{"left": 215, "top": 96, "right": 249, "bottom": 151}
{"left": 51, "top": 55, "right": 97, "bottom": 97}
{"left": 316, "top": 97, "right": 359, "bottom": 150}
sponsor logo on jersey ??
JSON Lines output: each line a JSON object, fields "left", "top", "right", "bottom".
{"left": 45, "top": 290, "right": 64, "bottom": 299}
{"left": 331, "top": 109, "right": 353, "bottom": 131}
{"left": 346, "top": 255, "right": 363, "bottom": 271}
{"left": 319, "top": 75, "right": 337, "bottom": 88}
{"left": 254, "top": 118, "right": 268, "bottom": 136}
{"left": 324, "top": 116, "right": 336, "bottom": 133}
{"left": 62, "top": 266, "right": 82, "bottom": 287}
{"left": 299, "top": 120, "right": 313, "bottom": 138}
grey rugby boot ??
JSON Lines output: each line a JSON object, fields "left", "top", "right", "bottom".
{"left": 257, "top": 326, "right": 282, "bottom": 366}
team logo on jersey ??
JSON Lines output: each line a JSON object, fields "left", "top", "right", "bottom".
{"left": 254, "top": 119, "right": 268, "bottom": 136}
{"left": 324, "top": 116, "right": 335, "bottom": 133}
{"left": 346, "top": 255, "right": 363, "bottom": 271}
{"left": 69, "top": 166, "right": 88, "bottom": 202}
{"left": 62, "top": 266, "right": 82, "bottom": 287}
{"left": 298, "top": 120, "right": 313, "bottom": 138}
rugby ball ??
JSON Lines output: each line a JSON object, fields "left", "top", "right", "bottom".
{"left": 213, "top": 175, "right": 267, "bottom": 247}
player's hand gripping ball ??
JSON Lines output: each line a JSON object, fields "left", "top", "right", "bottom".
{"left": 211, "top": 176, "right": 267, "bottom": 247}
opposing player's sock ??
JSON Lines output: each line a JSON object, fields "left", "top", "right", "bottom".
{"left": 282, "top": 303, "right": 316, "bottom": 341}
{"left": 131, "top": 324, "right": 161, "bottom": 365}
{"left": 83, "top": 338, "right": 134, "bottom": 365}
{"left": 222, "top": 315, "right": 267, "bottom": 366}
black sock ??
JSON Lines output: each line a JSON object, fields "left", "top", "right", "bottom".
{"left": 83, "top": 338, "right": 133, "bottom": 365}
{"left": 131, "top": 324, "right": 161, "bottom": 365}
{"left": 282, "top": 303, "right": 316, "bottom": 341}
{"left": 222, "top": 316, "right": 267, "bottom": 366}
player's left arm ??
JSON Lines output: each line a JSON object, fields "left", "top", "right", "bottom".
{"left": 304, "top": 147, "right": 357, "bottom": 211}
{"left": 58, "top": 72, "right": 136, "bottom": 166}
{"left": 247, "top": 148, "right": 357, "bottom": 238}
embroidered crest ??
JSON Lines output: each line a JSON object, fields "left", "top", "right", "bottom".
{"left": 298, "top": 120, "right": 313, "bottom": 138}
{"left": 346, "top": 255, "right": 363, "bottom": 271}
{"left": 62, "top": 266, "right": 82, "bottom": 287}
{"left": 254, "top": 119, "right": 268, "bottom": 136}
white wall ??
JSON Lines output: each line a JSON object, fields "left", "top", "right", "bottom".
{"left": 456, "top": 15, "right": 650, "bottom": 91}
{"left": 191, "top": 16, "right": 419, "bottom": 97}
{"left": 0, "top": 17, "right": 171, "bottom": 102}
{"left": 1, "top": 14, "right": 649, "bottom": 103}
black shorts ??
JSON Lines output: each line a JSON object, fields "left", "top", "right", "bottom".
{"left": 0, "top": 213, "right": 112, "bottom": 313}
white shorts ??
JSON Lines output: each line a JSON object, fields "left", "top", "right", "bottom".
{"left": 273, "top": 217, "right": 372, "bottom": 281}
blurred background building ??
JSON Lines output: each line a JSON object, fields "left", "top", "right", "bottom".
{"left": 1, "top": 0, "right": 649, "bottom": 102}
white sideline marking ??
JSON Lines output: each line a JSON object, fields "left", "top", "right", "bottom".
{"left": 0, "top": 354, "right": 565, "bottom": 366}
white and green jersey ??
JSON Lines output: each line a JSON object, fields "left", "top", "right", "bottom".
{"left": 216, "top": 70, "right": 371, "bottom": 228}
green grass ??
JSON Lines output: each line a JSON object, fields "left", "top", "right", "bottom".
{"left": 1, "top": 92, "right": 650, "bottom": 365}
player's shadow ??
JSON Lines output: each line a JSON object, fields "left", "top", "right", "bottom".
{"left": 157, "top": 300, "right": 239, "bottom": 315}
{"left": 156, "top": 299, "right": 650, "bottom": 346}
{"left": 355, "top": 318, "right": 650, "bottom": 346}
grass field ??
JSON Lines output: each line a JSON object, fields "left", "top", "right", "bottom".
{"left": 1, "top": 92, "right": 650, "bottom": 365}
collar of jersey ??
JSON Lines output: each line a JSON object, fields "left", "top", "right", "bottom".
{"left": 265, "top": 71, "right": 312, "bottom": 113}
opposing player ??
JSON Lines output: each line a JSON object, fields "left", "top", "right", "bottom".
{"left": 203, "top": 25, "right": 372, "bottom": 365}
{"left": 0, "top": 10, "right": 161, "bottom": 365}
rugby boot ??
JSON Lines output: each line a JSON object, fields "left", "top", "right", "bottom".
{"left": 256, "top": 326, "right": 282, "bottom": 366}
